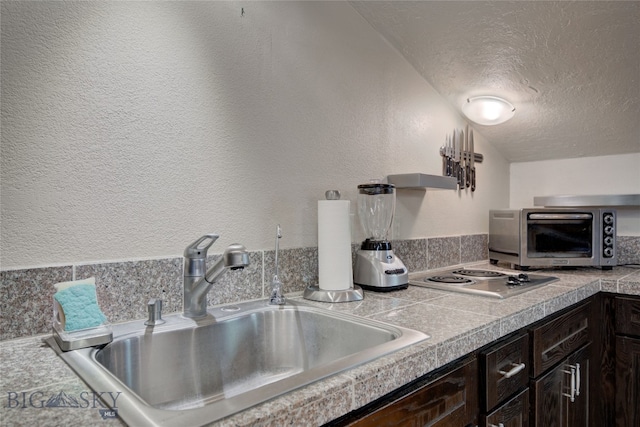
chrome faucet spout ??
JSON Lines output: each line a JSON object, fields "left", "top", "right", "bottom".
{"left": 183, "top": 235, "right": 249, "bottom": 319}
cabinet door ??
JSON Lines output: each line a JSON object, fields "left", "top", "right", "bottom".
{"left": 347, "top": 358, "right": 478, "bottom": 427}
{"left": 566, "top": 344, "right": 589, "bottom": 427}
{"left": 615, "top": 336, "right": 640, "bottom": 427}
{"left": 482, "top": 388, "right": 529, "bottom": 427}
{"left": 531, "top": 343, "right": 589, "bottom": 427}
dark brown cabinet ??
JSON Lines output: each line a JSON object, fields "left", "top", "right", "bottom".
{"left": 479, "top": 332, "right": 530, "bottom": 427}
{"left": 614, "top": 295, "right": 640, "bottom": 427}
{"left": 589, "top": 293, "right": 640, "bottom": 426}
{"left": 615, "top": 336, "right": 640, "bottom": 426}
{"left": 615, "top": 296, "right": 640, "bottom": 336}
{"left": 528, "top": 300, "right": 592, "bottom": 427}
{"left": 482, "top": 388, "right": 530, "bottom": 427}
{"left": 480, "top": 332, "right": 530, "bottom": 412}
{"left": 529, "top": 300, "right": 591, "bottom": 378}
{"left": 328, "top": 357, "right": 478, "bottom": 427}
{"left": 478, "top": 299, "right": 594, "bottom": 427}
{"left": 531, "top": 343, "right": 590, "bottom": 427}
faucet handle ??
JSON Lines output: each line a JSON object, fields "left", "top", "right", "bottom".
{"left": 184, "top": 234, "right": 219, "bottom": 259}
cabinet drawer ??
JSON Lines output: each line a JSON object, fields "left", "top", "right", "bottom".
{"left": 346, "top": 358, "right": 478, "bottom": 427}
{"left": 530, "top": 301, "right": 591, "bottom": 377}
{"left": 481, "top": 388, "right": 529, "bottom": 427}
{"left": 480, "top": 332, "right": 529, "bottom": 412}
{"left": 615, "top": 296, "right": 640, "bottom": 337}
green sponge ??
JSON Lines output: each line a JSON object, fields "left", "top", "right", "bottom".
{"left": 53, "top": 278, "right": 107, "bottom": 331}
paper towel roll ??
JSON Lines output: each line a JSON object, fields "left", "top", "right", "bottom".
{"left": 318, "top": 199, "right": 353, "bottom": 291}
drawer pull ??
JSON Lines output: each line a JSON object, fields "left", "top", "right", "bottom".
{"left": 498, "top": 362, "right": 526, "bottom": 379}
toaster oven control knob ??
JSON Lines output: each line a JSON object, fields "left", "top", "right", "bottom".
{"left": 603, "top": 213, "right": 614, "bottom": 225}
{"left": 604, "top": 225, "right": 615, "bottom": 235}
{"left": 603, "top": 247, "right": 614, "bottom": 258}
{"left": 604, "top": 236, "right": 614, "bottom": 246}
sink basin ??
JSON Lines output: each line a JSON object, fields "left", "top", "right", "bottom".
{"left": 48, "top": 299, "right": 429, "bottom": 426}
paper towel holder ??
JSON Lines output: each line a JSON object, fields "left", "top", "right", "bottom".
{"left": 303, "top": 284, "right": 364, "bottom": 303}
{"left": 303, "top": 190, "right": 364, "bottom": 303}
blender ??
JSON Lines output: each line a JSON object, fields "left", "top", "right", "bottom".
{"left": 353, "top": 181, "right": 408, "bottom": 291}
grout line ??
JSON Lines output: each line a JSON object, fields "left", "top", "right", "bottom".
{"left": 261, "top": 250, "right": 265, "bottom": 298}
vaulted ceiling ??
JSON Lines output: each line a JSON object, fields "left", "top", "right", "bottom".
{"left": 351, "top": 1, "right": 640, "bottom": 162}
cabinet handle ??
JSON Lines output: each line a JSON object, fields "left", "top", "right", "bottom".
{"left": 498, "top": 362, "right": 526, "bottom": 379}
{"left": 563, "top": 365, "right": 577, "bottom": 402}
{"left": 575, "top": 363, "right": 581, "bottom": 396}
{"left": 489, "top": 423, "right": 505, "bottom": 427}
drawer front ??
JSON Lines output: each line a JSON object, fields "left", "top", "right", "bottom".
{"left": 530, "top": 301, "right": 591, "bottom": 377}
{"left": 348, "top": 358, "right": 478, "bottom": 427}
{"left": 480, "top": 332, "right": 529, "bottom": 412}
{"left": 616, "top": 296, "right": 640, "bottom": 337}
{"left": 482, "top": 388, "right": 529, "bottom": 427}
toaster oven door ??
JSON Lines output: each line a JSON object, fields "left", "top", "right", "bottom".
{"left": 524, "top": 212, "right": 595, "bottom": 259}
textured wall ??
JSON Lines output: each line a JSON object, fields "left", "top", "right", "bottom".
{"left": 510, "top": 153, "right": 640, "bottom": 235}
{"left": 1, "top": 1, "right": 509, "bottom": 269}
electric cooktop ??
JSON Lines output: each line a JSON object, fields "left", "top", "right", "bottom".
{"left": 409, "top": 268, "right": 558, "bottom": 299}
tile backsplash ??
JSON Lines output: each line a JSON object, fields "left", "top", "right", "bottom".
{"left": 1, "top": 234, "right": 638, "bottom": 341}
{"left": 617, "top": 235, "right": 640, "bottom": 266}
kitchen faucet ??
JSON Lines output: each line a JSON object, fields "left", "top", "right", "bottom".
{"left": 183, "top": 234, "right": 250, "bottom": 318}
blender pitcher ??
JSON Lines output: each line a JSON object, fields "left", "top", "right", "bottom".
{"left": 354, "top": 181, "right": 408, "bottom": 291}
{"left": 357, "top": 183, "right": 396, "bottom": 243}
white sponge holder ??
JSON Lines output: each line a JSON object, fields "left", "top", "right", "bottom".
{"left": 52, "top": 299, "right": 112, "bottom": 351}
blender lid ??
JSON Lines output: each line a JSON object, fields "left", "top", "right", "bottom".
{"left": 357, "top": 183, "right": 395, "bottom": 195}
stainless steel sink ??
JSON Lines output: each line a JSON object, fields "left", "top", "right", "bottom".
{"left": 48, "top": 299, "right": 429, "bottom": 426}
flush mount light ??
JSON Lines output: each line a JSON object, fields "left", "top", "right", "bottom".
{"left": 462, "top": 96, "right": 515, "bottom": 125}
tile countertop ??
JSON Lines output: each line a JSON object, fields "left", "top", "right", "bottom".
{"left": 1, "top": 263, "right": 639, "bottom": 427}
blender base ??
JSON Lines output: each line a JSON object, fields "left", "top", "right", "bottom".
{"left": 353, "top": 248, "right": 409, "bottom": 291}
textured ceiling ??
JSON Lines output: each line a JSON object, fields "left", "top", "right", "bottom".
{"left": 351, "top": 1, "right": 640, "bottom": 162}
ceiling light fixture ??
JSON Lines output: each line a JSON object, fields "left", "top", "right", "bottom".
{"left": 462, "top": 96, "right": 515, "bottom": 125}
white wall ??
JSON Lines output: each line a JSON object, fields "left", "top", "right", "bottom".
{"left": 510, "top": 153, "right": 640, "bottom": 235}
{"left": 1, "top": 1, "right": 509, "bottom": 269}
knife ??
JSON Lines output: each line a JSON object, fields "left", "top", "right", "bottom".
{"left": 464, "top": 125, "right": 470, "bottom": 188}
{"left": 447, "top": 134, "right": 453, "bottom": 176}
{"left": 458, "top": 130, "right": 466, "bottom": 190}
{"left": 452, "top": 130, "right": 458, "bottom": 183}
{"left": 441, "top": 135, "right": 448, "bottom": 176}
{"left": 470, "top": 129, "right": 476, "bottom": 192}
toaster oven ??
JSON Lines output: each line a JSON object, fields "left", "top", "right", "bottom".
{"left": 489, "top": 208, "right": 616, "bottom": 270}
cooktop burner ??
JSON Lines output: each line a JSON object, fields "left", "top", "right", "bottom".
{"left": 409, "top": 268, "right": 558, "bottom": 299}
{"left": 424, "top": 275, "right": 474, "bottom": 285}
{"left": 450, "top": 269, "right": 506, "bottom": 279}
